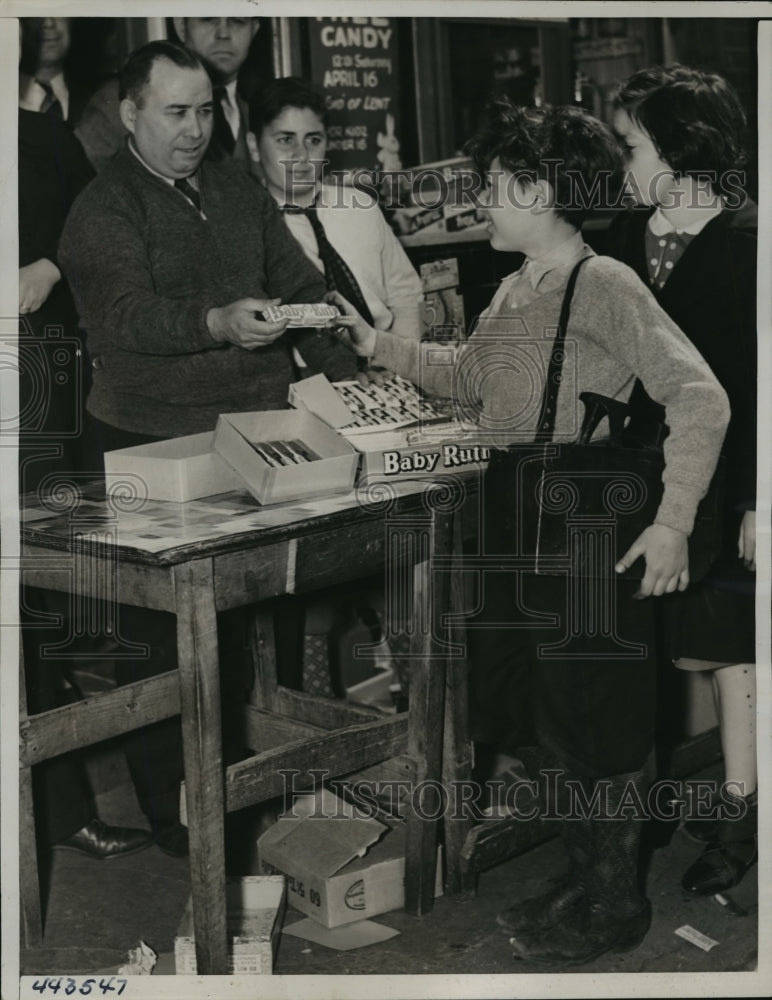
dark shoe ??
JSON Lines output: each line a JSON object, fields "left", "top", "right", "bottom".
{"left": 681, "top": 839, "right": 757, "bottom": 895}
{"left": 55, "top": 819, "right": 153, "bottom": 860}
{"left": 155, "top": 821, "right": 189, "bottom": 858}
{"left": 497, "top": 879, "right": 585, "bottom": 935}
{"left": 509, "top": 898, "right": 652, "bottom": 967}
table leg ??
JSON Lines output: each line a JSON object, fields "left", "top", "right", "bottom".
{"left": 442, "top": 512, "right": 477, "bottom": 898}
{"left": 174, "top": 559, "right": 228, "bottom": 975}
{"left": 19, "top": 645, "right": 43, "bottom": 946}
{"left": 19, "top": 765, "right": 43, "bottom": 946}
{"left": 404, "top": 510, "right": 452, "bottom": 916}
{"left": 247, "top": 607, "right": 279, "bottom": 712}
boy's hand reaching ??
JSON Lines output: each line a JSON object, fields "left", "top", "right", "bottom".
{"left": 325, "top": 290, "right": 377, "bottom": 357}
{"left": 616, "top": 523, "right": 689, "bottom": 598}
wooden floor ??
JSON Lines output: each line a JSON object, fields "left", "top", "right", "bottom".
{"left": 15, "top": 756, "right": 760, "bottom": 985}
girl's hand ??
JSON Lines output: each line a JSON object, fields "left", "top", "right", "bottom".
{"left": 326, "top": 290, "right": 377, "bottom": 357}
{"left": 738, "top": 510, "right": 756, "bottom": 572}
{"left": 616, "top": 523, "right": 689, "bottom": 598}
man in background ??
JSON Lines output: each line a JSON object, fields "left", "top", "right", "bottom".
{"left": 172, "top": 16, "right": 258, "bottom": 163}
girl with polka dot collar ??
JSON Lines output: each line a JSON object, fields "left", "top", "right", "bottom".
{"left": 610, "top": 64, "right": 758, "bottom": 900}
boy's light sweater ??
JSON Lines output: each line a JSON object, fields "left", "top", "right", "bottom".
{"left": 371, "top": 252, "right": 730, "bottom": 537}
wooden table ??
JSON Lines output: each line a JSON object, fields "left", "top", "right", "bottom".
{"left": 19, "top": 477, "right": 460, "bottom": 975}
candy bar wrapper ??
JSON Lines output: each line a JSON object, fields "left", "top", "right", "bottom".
{"left": 285, "top": 439, "right": 320, "bottom": 463}
{"left": 263, "top": 303, "right": 341, "bottom": 327}
{"left": 249, "top": 442, "right": 283, "bottom": 467}
{"left": 268, "top": 440, "right": 320, "bottom": 465}
{"left": 269, "top": 440, "right": 302, "bottom": 465}
{"left": 249, "top": 439, "right": 321, "bottom": 466}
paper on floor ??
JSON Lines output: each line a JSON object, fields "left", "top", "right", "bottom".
{"left": 674, "top": 924, "right": 720, "bottom": 952}
{"left": 117, "top": 940, "right": 157, "bottom": 974}
{"left": 283, "top": 917, "right": 400, "bottom": 951}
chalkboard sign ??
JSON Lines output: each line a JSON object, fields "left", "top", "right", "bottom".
{"left": 308, "top": 16, "right": 401, "bottom": 178}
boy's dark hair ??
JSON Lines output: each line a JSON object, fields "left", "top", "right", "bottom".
{"left": 250, "top": 76, "right": 329, "bottom": 135}
{"left": 119, "top": 40, "right": 204, "bottom": 105}
{"left": 464, "top": 98, "right": 622, "bottom": 225}
{"left": 613, "top": 64, "right": 747, "bottom": 186}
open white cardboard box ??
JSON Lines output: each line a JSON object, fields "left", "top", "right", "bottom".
{"left": 214, "top": 409, "right": 359, "bottom": 505}
{"left": 104, "top": 431, "right": 243, "bottom": 503}
{"left": 289, "top": 374, "right": 489, "bottom": 481}
{"left": 257, "top": 789, "right": 442, "bottom": 928}
{"left": 174, "top": 875, "right": 286, "bottom": 975}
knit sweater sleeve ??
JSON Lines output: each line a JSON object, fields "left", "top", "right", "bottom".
{"left": 575, "top": 258, "right": 730, "bottom": 535}
{"left": 370, "top": 333, "right": 458, "bottom": 398}
{"left": 58, "top": 178, "right": 220, "bottom": 356}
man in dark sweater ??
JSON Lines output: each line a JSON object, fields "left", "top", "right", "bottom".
{"left": 60, "top": 39, "right": 338, "bottom": 442}
{"left": 58, "top": 40, "right": 343, "bottom": 857}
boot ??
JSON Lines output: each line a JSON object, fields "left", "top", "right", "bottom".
{"left": 682, "top": 789, "right": 757, "bottom": 895}
{"left": 509, "top": 768, "right": 652, "bottom": 967}
{"left": 497, "top": 763, "right": 590, "bottom": 934}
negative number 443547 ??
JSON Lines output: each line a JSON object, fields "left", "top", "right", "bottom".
{"left": 31, "top": 978, "right": 127, "bottom": 996}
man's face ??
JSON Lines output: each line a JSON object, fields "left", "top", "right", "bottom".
{"left": 31, "top": 17, "right": 71, "bottom": 70}
{"left": 177, "top": 17, "right": 258, "bottom": 83}
{"left": 123, "top": 58, "right": 213, "bottom": 179}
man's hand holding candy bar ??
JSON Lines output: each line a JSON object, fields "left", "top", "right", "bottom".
{"left": 207, "top": 299, "right": 346, "bottom": 350}
{"left": 207, "top": 297, "right": 291, "bottom": 349}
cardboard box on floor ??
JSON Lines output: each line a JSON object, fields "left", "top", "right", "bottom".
{"left": 289, "top": 374, "right": 489, "bottom": 482}
{"left": 214, "top": 409, "right": 359, "bottom": 504}
{"left": 104, "top": 431, "right": 243, "bottom": 503}
{"left": 174, "top": 875, "right": 286, "bottom": 975}
{"left": 257, "top": 789, "right": 442, "bottom": 928}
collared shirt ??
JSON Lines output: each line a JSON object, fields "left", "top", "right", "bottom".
{"left": 128, "top": 140, "right": 205, "bottom": 217}
{"left": 648, "top": 203, "right": 723, "bottom": 237}
{"left": 479, "top": 230, "right": 590, "bottom": 321}
{"left": 645, "top": 205, "right": 723, "bottom": 290}
{"left": 128, "top": 139, "right": 174, "bottom": 186}
{"left": 19, "top": 71, "right": 69, "bottom": 119}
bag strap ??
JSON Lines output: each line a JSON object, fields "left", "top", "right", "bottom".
{"left": 534, "top": 256, "right": 590, "bottom": 442}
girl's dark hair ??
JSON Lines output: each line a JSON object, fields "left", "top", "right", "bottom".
{"left": 464, "top": 98, "right": 623, "bottom": 225}
{"left": 613, "top": 64, "right": 747, "bottom": 186}
{"left": 250, "top": 76, "right": 329, "bottom": 135}
{"left": 119, "top": 40, "right": 203, "bottom": 105}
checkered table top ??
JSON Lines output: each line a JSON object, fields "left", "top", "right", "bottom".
{"left": 20, "top": 479, "right": 435, "bottom": 564}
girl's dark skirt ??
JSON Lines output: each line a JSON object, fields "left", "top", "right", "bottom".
{"left": 662, "top": 509, "right": 756, "bottom": 666}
